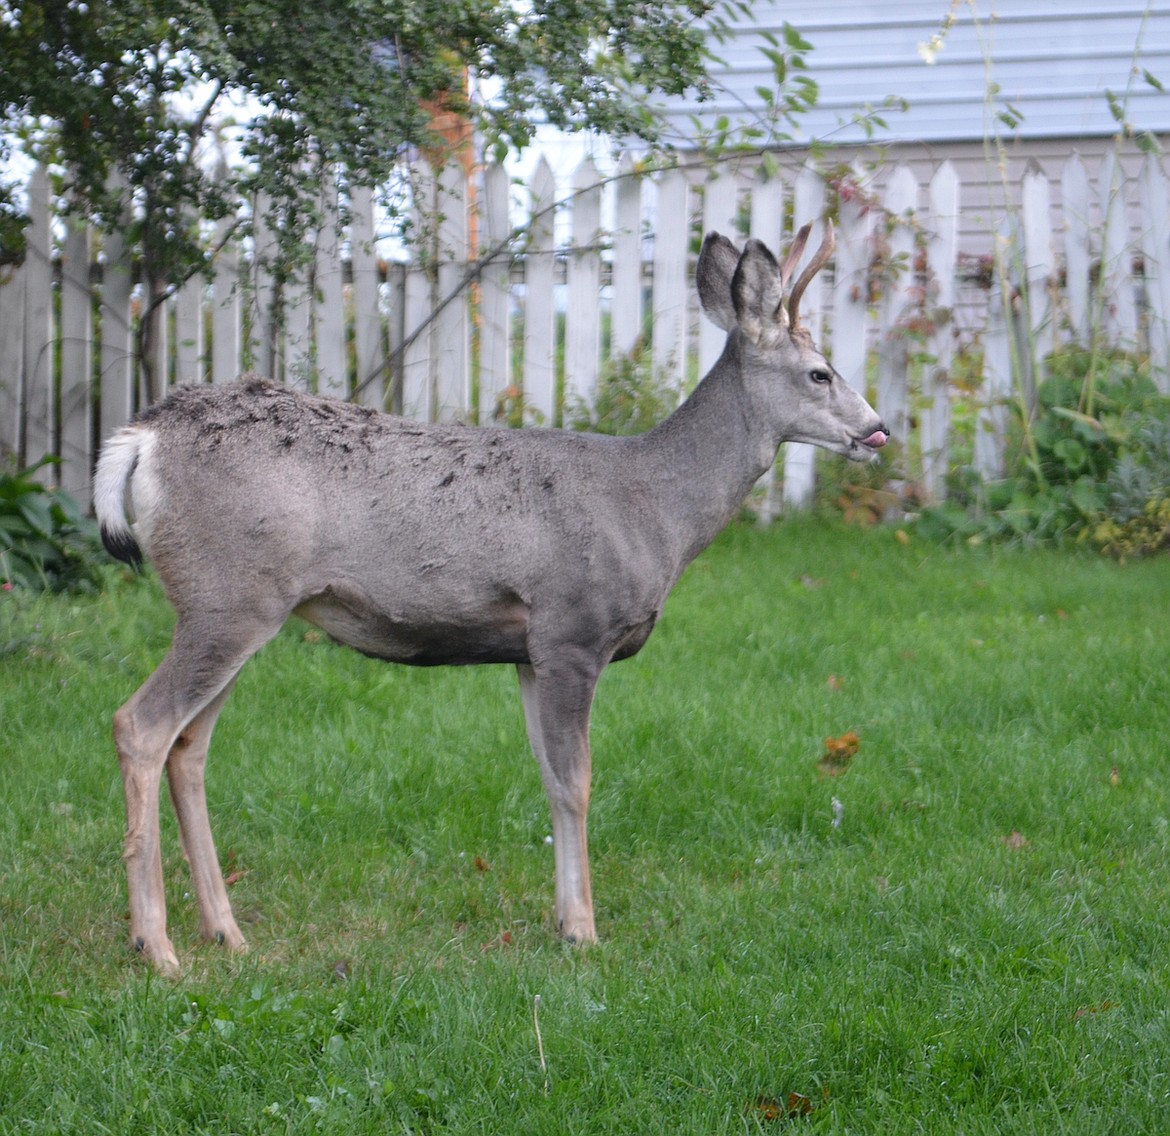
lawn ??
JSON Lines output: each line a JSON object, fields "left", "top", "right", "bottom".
{"left": 2, "top": 517, "right": 1170, "bottom": 1133}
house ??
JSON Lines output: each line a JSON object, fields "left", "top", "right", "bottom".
{"left": 661, "top": 0, "right": 1170, "bottom": 253}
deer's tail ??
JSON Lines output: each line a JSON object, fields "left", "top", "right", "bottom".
{"left": 94, "top": 428, "right": 147, "bottom": 569}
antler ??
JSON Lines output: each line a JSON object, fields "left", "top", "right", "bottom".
{"left": 778, "top": 222, "right": 812, "bottom": 291}
{"left": 786, "top": 219, "right": 835, "bottom": 331}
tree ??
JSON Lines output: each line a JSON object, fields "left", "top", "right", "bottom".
{"left": 0, "top": 0, "right": 725, "bottom": 396}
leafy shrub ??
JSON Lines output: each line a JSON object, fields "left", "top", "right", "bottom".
{"left": 566, "top": 346, "right": 677, "bottom": 436}
{"left": 916, "top": 349, "right": 1170, "bottom": 547}
{"left": 0, "top": 459, "right": 107, "bottom": 592}
{"left": 1085, "top": 415, "right": 1170, "bottom": 558}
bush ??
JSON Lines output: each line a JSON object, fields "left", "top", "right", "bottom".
{"left": 1085, "top": 415, "right": 1170, "bottom": 558}
{"left": 916, "top": 349, "right": 1170, "bottom": 548}
{"left": 0, "top": 459, "right": 107, "bottom": 592}
{"left": 566, "top": 346, "right": 677, "bottom": 436}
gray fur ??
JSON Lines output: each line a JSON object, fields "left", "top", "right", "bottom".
{"left": 94, "top": 229, "right": 887, "bottom": 973}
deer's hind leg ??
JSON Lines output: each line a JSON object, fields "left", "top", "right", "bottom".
{"left": 113, "top": 613, "right": 280, "bottom": 974}
{"left": 166, "top": 676, "right": 247, "bottom": 953}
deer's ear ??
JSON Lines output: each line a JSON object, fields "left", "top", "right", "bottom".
{"left": 731, "top": 239, "right": 785, "bottom": 342}
{"left": 697, "top": 233, "right": 742, "bottom": 331}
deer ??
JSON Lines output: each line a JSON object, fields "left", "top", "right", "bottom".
{"left": 94, "top": 222, "right": 888, "bottom": 974}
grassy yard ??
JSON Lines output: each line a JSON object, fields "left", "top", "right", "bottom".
{"left": 3, "top": 517, "right": 1170, "bottom": 1133}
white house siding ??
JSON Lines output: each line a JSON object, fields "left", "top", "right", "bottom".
{"left": 732, "top": 133, "right": 1156, "bottom": 259}
{"left": 677, "top": 0, "right": 1170, "bottom": 146}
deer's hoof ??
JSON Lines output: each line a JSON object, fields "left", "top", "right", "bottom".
{"left": 132, "top": 935, "right": 181, "bottom": 977}
{"left": 203, "top": 924, "right": 248, "bottom": 952}
{"left": 558, "top": 915, "right": 598, "bottom": 945}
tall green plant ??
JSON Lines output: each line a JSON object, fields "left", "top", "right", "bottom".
{"left": 0, "top": 460, "right": 106, "bottom": 592}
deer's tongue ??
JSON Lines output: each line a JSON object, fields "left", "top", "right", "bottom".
{"left": 860, "top": 430, "right": 888, "bottom": 448}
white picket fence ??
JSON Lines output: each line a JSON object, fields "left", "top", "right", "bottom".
{"left": 2, "top": 148, "right": 1168, "bottom": 512}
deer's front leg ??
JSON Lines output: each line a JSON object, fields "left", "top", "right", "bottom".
{"left": 517, "top": 661, "right": 598, "bottom": 943}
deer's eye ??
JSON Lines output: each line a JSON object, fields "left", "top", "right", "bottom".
{"left": 810, "top": 368, "right": 832, "bottom": 385}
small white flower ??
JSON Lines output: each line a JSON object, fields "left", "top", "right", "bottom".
{"left": 831, "top": 797, "right": 845, "bottom": 829}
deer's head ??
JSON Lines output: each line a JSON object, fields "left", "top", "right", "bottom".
{"left": 697, "top": 224, "right": 889, "bottom": 462}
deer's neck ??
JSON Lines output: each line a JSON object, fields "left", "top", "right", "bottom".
{"left": 638, "top": 338, "right": 782, "bottom": 565}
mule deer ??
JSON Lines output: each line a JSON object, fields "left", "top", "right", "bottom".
{"left": 95, "top": 223, "right": 887, "bottom": 973}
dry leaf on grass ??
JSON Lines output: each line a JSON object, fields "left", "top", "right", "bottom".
{"left": 1001, "top": 830, "right": 1030, "bottom": 850}
{"left": 751, "top": 1092, "right": 815, "bottom": 1121}
{"left": 817, "top": 731, "right": 860, "bottom": 778}
{"left": 480, "top": 930, "right": 513, "bottom": 952}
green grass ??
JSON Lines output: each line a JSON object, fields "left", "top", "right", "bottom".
{"left": 3, "top": 518, "right": 1170, "bottom": 1133}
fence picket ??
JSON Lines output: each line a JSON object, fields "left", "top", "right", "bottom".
{"left": 782, "top": 164, "right": 827, "bottom": 509}
{"left": 923, "top": 161, "right": 959, "bottom": 499}
{"left": 58, "top": 215, "right": 91, "bottom": 500}
{"left": 699, "top": 170, "right": 741, "bottom": 379}
{"left": 99, "top": 175, "right": 135, "bottom": 440}
{"left": 524, "top": 157, "right": 557, "bottom": 424}
{"left": 478, "top": 163, "right": 512, "bottom": 424}
{"left": 315, "top": 174, "right": 348, "bottom": 399}
{"left": 748, "top": 169, "right": 787, "bottom": 523}
{"left": 350, "top": 183, "right": 386, "bottom": 409}
{"left": 435, "top": 160, "right": 470, "bottom": 422}
{"left": 832, "top": 166, "right": 872, "bottom": 398}
{"left": 876, "top": 164, "right": 917, "bottom": 458}
{"left": 1100, "top": 150, "right": 1137, "bottom": 342}
{"left": 1139, "top": 152, "right": 1170, "bottom": 389}
{"left": 651, "top": 168, "right": 689, "bottom": 395}
{"left": 175, "top": 269, "right": 203, "bottom": 387}
{"left": 251, "top": 191, "right": 280, "bottom": 379}
{"left": 1061, "top": 153, "right": 1092, "bottom": 344}
{"left": 1021, "top": 160, "right": 1055, "bottom": 394}
{"left": 565, "top": 157, "right": 602, "bottom": 414}
{"left": 23, "top": 164, "right": 54, "bottom": 475}
{"left": 610, "top": 156, "right": 644, "bottom": 361}
{"left": 0, "top": 258, "right": 22, "bottom": 458}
